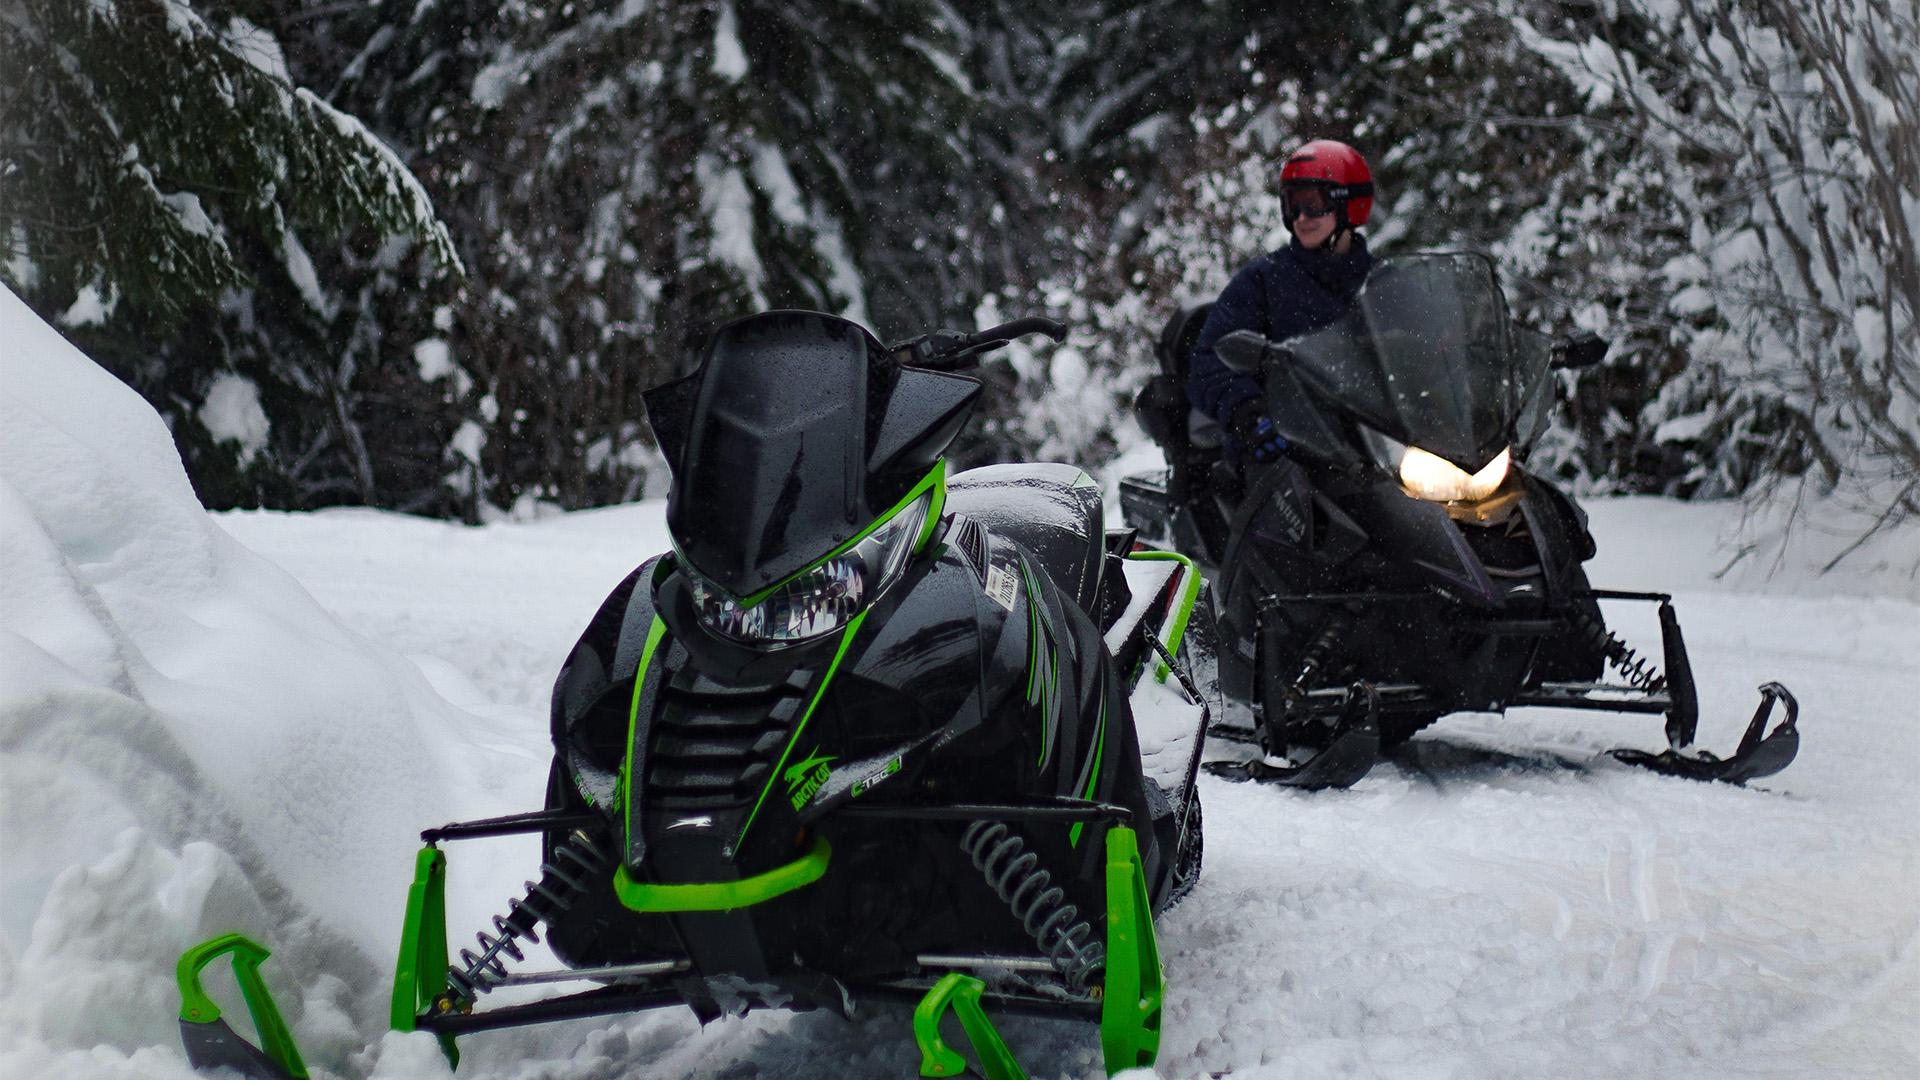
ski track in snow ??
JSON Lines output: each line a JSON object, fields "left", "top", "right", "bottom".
{"left": 4, "top": 286, "right": 1917, "bottom": 1078}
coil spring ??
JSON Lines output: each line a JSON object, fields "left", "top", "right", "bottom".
{"left": 1293, "top": 609, "right": 1354, "bottom": 691}
{"left": 959, "top": 821, "right": 1104, "bottom": 993}
{"left": 444, "top": 830, "right": 614, "bottom": 1005}
{"left": 1567, "top": 604, "right": 1664, "bottom": 692}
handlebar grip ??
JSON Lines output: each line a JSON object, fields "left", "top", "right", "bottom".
{"left": 961, "top": 316, "right": 1068, "bottom": 349}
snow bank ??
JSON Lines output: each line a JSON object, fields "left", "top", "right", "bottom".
{"left": 0, "top": 286, "right": 500, "bottom": 1077}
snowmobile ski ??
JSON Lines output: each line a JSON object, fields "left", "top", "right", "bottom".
{"left": 176, "top": 933, "right": 307, "bottom": 1080}
{"left": 1613, "top": 681, "right": 1799, "bottom": 785}
{"left": 1204, "top": 682, "right": 1382, "bottom": 788}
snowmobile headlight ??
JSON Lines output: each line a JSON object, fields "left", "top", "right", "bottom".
{"left": 1399, "top": 446, "right": 1510, "bottom": 503}
{"left": 687, "top": 493, "right": 931, "bottom": 645}
{"left": 1358, "top": 426, "right": 1512, "bottom": 503}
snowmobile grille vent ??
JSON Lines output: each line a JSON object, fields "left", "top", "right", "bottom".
{"left": 949, "top": 514, "right": 991, "bottom": 585}
{"left": 646, "top": 677, "right": 809, "bottom": 810}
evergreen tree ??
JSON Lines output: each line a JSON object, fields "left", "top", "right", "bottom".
{"left": 308, "top": 0, "right": 973, "bottom": 513}
{"left": 1, "top": 0, "right": 458, "bottom": 508}
{"left": 1497, "top": 0, "right": 1918, "bottom": 535}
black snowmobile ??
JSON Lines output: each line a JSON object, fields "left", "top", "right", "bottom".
{"left": 176, "top": 311, "right": 1215, "bottom": 1080}
{"left": 1122, "top": 251, "right": 1799, "bottom": 789}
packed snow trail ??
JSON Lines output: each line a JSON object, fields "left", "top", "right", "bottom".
{"left": 212, "top": 501, "right": 1920, "bottom": 1080}
{"left": 3, "top": 287, "right": 1917, "bottom": 1077}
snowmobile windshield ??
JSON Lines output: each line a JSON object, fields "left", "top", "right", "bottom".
{"left": 1281, "top": 253, "right": 1555, "bottom": 471}
{"left": 666, "top": 311, "right": 889, "bottom": 599}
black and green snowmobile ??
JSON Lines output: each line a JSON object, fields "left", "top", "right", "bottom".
{"left": 177, "top": 310, "right": 1215, "bottom": 1079}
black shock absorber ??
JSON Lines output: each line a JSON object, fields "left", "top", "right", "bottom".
{"left": 959, "top": 821, "right": 1104, "bottom": 993}
{"left": 443, "top": 830, "right": 614, "bottom": 1007}
{"left": 1291, "top": 609, "right": 1354, "bottom": 695}
{"left": 1263, "top": 607, "right": 1354, "bottom": 728}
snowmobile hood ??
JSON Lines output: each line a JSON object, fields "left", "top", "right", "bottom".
{"left": 644, "top": 310, "right": 981, "bottom": 598}
{"left": 1283, "top": 253, "right": 1554, "bottom": 471}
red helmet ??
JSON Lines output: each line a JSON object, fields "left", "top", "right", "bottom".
{"left": 1280, "top": 139, "right": 1375, "bottom": 229}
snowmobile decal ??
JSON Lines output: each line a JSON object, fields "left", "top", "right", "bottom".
{"left": 1022, "top": 557, "right": 1063, "bottom": 768}
{"left": 848, "top": 755, "right": 903, "bottom": 798}
{"left": 1069, "top": 695, "right": 1109, "bottom": 848}
{"left": 783, "top": 747, "right": 836, "bottom": 810}
{"left": 619, "top": 615, "right": 668, "bottom": 863}
{"left": 733, "top": 607, "right": 869, "bottom": 848}
{"left": 985, "top": 561, "right": 1019, "bottom": 610}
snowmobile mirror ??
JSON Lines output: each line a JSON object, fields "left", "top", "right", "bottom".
{"left": 1214, "top": 330, "right": 1270, "bottom": 374}
{"left": 1551, "top": 331, "right": 1608, "bottom": 370}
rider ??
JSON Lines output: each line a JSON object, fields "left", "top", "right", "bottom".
{"left": 1187, "top": 139, "right": 1376, "bottom": 467}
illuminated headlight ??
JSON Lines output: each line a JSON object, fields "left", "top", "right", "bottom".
{"left": 1357, "top": 427, "right": 1511, "bottom": 503}
{"left": 1399, "top": 446, "right": 1510, "bottom": 502}
{"left": 687, "top": 493, "right": 931, "bottom": 645}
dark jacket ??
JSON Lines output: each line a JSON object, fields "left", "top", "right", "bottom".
{"left": 1187, "top": 234, "right": 1373, "bottom": 437}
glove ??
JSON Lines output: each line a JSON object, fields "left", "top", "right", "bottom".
{"left": 1229, "top": 400, "right": 1289, "bottom": 464}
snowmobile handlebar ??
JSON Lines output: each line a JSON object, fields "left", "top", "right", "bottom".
{"left": 964, "top": 316, "right": 1069, "bottom": 348}
{"left": 1219, "top": 327, "right": 1612, "bottom": 375}
{"left": 890, "top": 316, "right": 1069, "bottom": 371}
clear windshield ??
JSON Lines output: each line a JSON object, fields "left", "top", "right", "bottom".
{"left": 1280, "top": 253, "right": 1553, "bottom": 470}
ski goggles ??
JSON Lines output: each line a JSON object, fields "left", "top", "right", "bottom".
{"left": 1285, "top": 189, "right": 1338, "bottom": 219}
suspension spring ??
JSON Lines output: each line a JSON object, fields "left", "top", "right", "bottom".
{"left": 1287, "top": 609, "right": 1354, "bottom": 704}
{"left": 959, "top": 821, "right": 1104, "bottom": 993}
{"left": 1274, "top": 611, "right": 1351, "bottom": 718}
{"left": 444, "top": 829, "right": 614, "bottom": 1006}
{"left": 1567, "top": 603, "right": 1664, "bottom": 692}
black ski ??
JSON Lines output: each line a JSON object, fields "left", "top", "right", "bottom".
{"left": 1205, "top": 683, "right": 1381, "bottom": 789}
{"left": 1613, "top": 682, "right": 1799, "bottom": 785}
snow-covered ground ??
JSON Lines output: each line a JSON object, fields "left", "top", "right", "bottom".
{"left": 4, "top": 286, "right": 1917, "bottom": 1079}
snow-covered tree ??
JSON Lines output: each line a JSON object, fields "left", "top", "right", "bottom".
{"left": 1, "top": 0, "right": 459, "bottom": 510}
{"left": 308, "top": 0, "right": 974, "bottom": 514}
{"left": 1503, "top": 0, "right": 1919, "bottom": 540}
{"left": 978, "top": 3, "right": 1523, "bottom": 466}
{"left": 0, "top": 0, "right": 454, "bottom": 318}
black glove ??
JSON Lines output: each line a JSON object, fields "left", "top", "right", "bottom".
{"left": 1229, "top": 400, "right": 1289, "bottom": 464}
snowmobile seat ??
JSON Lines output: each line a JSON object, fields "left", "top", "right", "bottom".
{"left": 1133, "top": 303, "right": 1223, "bottom": 506}
{"left": 947, "top": 463, "right": 1106, "bottom": 617}
{"left": 1132, "top": 303, "right": 1231, "bottom": 557}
